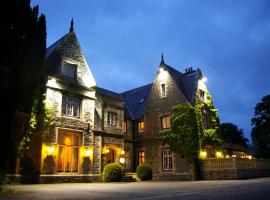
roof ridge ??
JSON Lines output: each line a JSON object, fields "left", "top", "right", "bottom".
{"left": 122, "top": 83, "right": 153, "bottom": 94}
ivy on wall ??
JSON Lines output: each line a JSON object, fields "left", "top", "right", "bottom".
{"left": 194, "top": 91, "right": 222, "bottom": 149}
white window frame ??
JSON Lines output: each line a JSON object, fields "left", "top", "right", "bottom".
{"left": 162, "top": 149, "right": 173, "bottom": 170}
{"left": 160, "top": 82, "right": 166, "bottom": 98}
{"left": 107, "top": 112, "right": 117, "bottom": 126}
{"left": 62, "top": 95, "right": 80, "bottom": 118}
{"left": 62, "top": 62, "right": 77, "bottom": 79}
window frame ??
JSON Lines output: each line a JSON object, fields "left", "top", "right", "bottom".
{"left": 61, "top": 95, "right": 80, "bottom": 118}
{"left": 62, "top": 62, "right": 77, "bottom": 79}
{"left": 161, "top": 115, "right": 171, "bottom": 130}
{"left": 160, "top": 82, "right": 167, "bottom": 98}
{"left": 138, "top": 151, "right": 145, "bottom": 165}
{"left": 162, "top": 148, "right": 173, "bottom": 171}
{"left": 137, "top": 121, "right": 144, "bottom": 134}
{"left": 123, "top": 121, "right": 127, "bottom": 133}
{"left": 107, "top": 112, "right": 117, "bottom": 126}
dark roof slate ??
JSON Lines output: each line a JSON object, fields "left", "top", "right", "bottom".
{"left": 45, "top": 34, "right": 68, "bottom": 58}
{"left": 121, "top": 83, "right": 153, "bottom": 120}
{"left": 96, "top": 87, "right": 123, "bottom": 100}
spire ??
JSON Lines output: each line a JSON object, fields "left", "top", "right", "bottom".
{"left": 160, "top": 53, "right": 165, "bottom": 64}
{"left": 69, "top": 18, "right": 74, "bottom": 32}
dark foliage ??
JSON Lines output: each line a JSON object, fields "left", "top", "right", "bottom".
{"left": 136, "top": 164, "right": 152, "bottom": 180}
{"left": 0, "top": 0, "right": 46, "bottom": 172}
{"left": 251, "top": 95, "right": 270, "bottom": 158}
{"left": 220, "top": 123, "right": 249, "bottom": 147}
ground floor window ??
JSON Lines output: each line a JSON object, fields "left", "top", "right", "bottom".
{"left": 138, "top": 151, "right": 145, "bottom": 165}
{"left": 162, "top": 149, "right": 173, "bottom": 170}
{"left": 57, "top": 129, "right": 81, "bottom": 173}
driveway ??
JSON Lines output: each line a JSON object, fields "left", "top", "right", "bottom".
{"left": 1, "top": 177, "right": 270, "bottom": 200}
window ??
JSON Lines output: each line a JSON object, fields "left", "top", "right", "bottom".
{"left": 161, "top": 83, "right": 166, "bottom": 97}
{"left": 62, "top": 62, "right": 77, "bottom": 79}
{"left": 107, "top": 112, "right": 117, "bottom": 126}
{"left": 123, "top": 121, "right": 127, "bottom": 133}
{"left": 62, "top": 95, "right": 80, "bottom": 117}
{"left": 162, "top": 149, "right": 173, "bottom": 170}
{"left": 202, "top": 112, "right": 210, "bottom": 129}
{"left": 138, "top": 121, "right": 144, "bottom": 134}
{"left": 139, "top": 151, "right": 145, "bottom": 165}
{"left": 161, "top": 115, "right": 170, "bottom": 130}
{"left": 199, "top": 89, "right": 205, "bottom": 101}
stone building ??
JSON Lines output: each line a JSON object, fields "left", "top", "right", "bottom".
{"left": 26, "top": 23, "right": 214, "bottom": 182}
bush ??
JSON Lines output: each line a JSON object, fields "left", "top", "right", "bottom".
{"left": 102, "top": 163, "right": 123, "bottom": 182}
{"left": 136, "top": 164, "right": 152, "bottom": 180}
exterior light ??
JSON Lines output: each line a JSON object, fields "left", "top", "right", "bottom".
{"left": 232, "top": 155, "right": 236, "bottom": 158}
{"left": 226, "top": 155, "right": 230, "bottom": 158}
{"left": 85, "top": 149, "right": 92, "bottom": 157}
{"left": 121, "top": 150, "right": 125, "bottom": 155}
{"left": 48, "top": 146, "right": 55, "bottom": 155}
{"left": 105, "top": 149, "right": 110, "bottom": 153}
{"left": 247, "top": 155, "right": 252, "bottom": 159}
{"left": 199, "top": 150, "right": 207, "bottom": 159}
{"left": 202, "top": 77, "right": 207, "bottom": 83}
{"left": 119, "top": 157, "right": 125, "bottom": 164}
{"left": 215, "top": 151, "right": 223, "bottom": 158}
{"left": 159, "top": 67, "right": 164, "bottom": 73}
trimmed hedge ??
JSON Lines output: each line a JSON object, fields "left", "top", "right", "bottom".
{"left": 136, "top": 164, "right": 152, "bottom": 180}
{"left": 102, "top": 163, "right": 123, "bottom": 182}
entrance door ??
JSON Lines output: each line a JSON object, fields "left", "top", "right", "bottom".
{"left": 105, "top": 148, "right": 115, "bottom": 164}
{"left": 57, "top": 130, "right": 80, "bottom": 173}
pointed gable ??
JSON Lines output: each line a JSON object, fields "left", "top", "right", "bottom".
{"left": 45, "top": 29, "right": 96, "bottom": 88}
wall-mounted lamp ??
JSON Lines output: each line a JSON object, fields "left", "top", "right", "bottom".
{"left": 48, "top": 146, "right": 55, "bottom": 155}
{"left": 202, "top": 77, "right": 207, "bottom": 83}
{"left": 121, "top": 150, "right": 125, "bottom": 155}
{"left": 119, "top": 157, "right": 125, "bottom": 164}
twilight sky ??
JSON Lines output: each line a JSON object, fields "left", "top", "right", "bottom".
{"left": 31, "top": 0, "right": 270, "bottom": 141}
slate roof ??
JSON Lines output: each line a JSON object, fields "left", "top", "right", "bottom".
{"left": 121, "top": 83, "right": 153, "bottom": 120}
{"left": 45, "top": 33, "right": 68, "bottom": 58}
{"left": 96, "top": 87, "right": 123, "bottom": 100}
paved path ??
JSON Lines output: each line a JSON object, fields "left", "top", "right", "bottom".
{"left": 1, "top": 177, "right": 270, "bottom": 200}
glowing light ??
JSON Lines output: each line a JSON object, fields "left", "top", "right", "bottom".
{"left": 199, "top": 151, "right": 207, "bottom": 159}
{"left": 119, "top": 157, "right": 125, "bottom": 164}
{"left": 215, "top": 151, "right": 223, "bottom": 158}
{"left": 247, "top": 155, "right": 252, "bottom": 159}
{"left": 232, "top": 155, "right": 236, "bottom": 158}
{"left": 85, "top": 149, "right": 92, "bottom": 157}
{"left": 159, "top": 67, "right": 164, "bottom": 73}
{"left": 121, "top": 150, "right": 125, "bottom": 155}
{"left": 48, "top": 147, "right": 55, "bottom": 154}
{"left": 226, "top": 155, "right": 230, "bottom": 158}
{"left": 198, "top": 79, "right": 207, "bottom": 91}
{"left": 105, "top": 149, "right": 110, "bottom": 153}
{"left": 202, "top": 77, "right": 207, "bottom": 83}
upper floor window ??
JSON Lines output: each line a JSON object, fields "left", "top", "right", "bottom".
{"left": 138, "top": 121, "right": 144, "bottom": 134}
{"left": 62, "top": 95, "right": 80, "bottom": 117}
{"left": 161, "top": 115, "right": 170, "bottom": 130}
{"left": 123, "top": 121, "right": 127, "bottom": 133}
{"left": 107, "top": 112, "right": 117, "bottom": 126}
{"left": 202, "top": 112, "right": 210, "bottom": 129}
{"left": 62, "top": 62, "right": 77, "bottom": 79}
{"left": 161, "top": 83, "right": 166, "bottom": 98}
{"left": 162, "top": 149, "right": 173, "bottom": 170}
{"left": 199, "top": 89, "right": 205, "bottom": 101}
{"left": 138, "top": 151, "right": 145, "bottom": 165}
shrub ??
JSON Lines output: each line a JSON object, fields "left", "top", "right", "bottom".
{"left": 136, "top": 164, "right": 152, "bottom": 180}
{"left": 102, "top": 163, "right": 123, "bottom": 182}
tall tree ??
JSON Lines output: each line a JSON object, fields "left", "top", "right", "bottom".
{"left": 220, "top": 123, "right": 249, "bottom": 147}
{"left": 251, "top": 95, "right": 270, "bottom": 158}
{"left": 0, "top": 0, "right": 46, "bottom": 172}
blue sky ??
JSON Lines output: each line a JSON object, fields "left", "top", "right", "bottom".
{"left": 31, "top": 0, "right": 270, "bottom": 141}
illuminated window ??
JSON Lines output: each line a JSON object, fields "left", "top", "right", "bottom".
{"left": 138, "top": 121, "right": 144, "bottom": 134}
{"left": 107, "top": 112, "right": 117, "bottom": 126}
{"left": 162, "top": 149, "right": 173, "bottom": 170}
{"left": 161, "top": 83, "right": 166, "bottom": 97}
{"left": 199, "top": 89, "right": 205, "bottom": 101}
{"left": 139, "top": 151, "right": 145, "bottom": 165}
{"left": 123, "top": 121, "right": 127, "bottom": 133}
{"left": 161, "top": 115, "right": 170, "bottom": 129}
{"left": 62, "top": 62, "right": 76, "bottom": 79}
{"left": 62, "top": 95, "right": 80, "bottom": 117}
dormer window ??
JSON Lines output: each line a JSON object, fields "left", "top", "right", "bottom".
{"left": 161, "top": 82, "right": 166, "bottom": 98}
{"left": 62, "top": 62, "right": 77, "bottom": 79}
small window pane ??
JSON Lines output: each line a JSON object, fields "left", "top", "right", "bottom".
{"left": 62, "top": 95, "right": 80, "bottom": 117}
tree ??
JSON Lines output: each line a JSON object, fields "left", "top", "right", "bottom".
{"left": 0, "top": 0, "right": 46, "bottom": 172}
{"left": 159, "top": 104, "right": 200, "bottom": 164}
{"left": 251, "top": 95, "right": 270, "bottom": 158}
{"left": 220, "top": 123, "right": 249, "bottom": 147}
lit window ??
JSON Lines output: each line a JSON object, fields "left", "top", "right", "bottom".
{"left": 161, "top": 115, "right": 170, "bottom": 130}
{"left": 138, "top": 121, "right": 144, "bottom": 134}
{"left": 161, "top": 83, "right": 166, "bottom": 97}
{"left": 162, "top": 149, "right": 173, "bottom": 170}
{"left": 62, "top": 62, "right": 76, "bottom": 79}
{"left": 199, "top": 89, "right": 205, "bottom": 101}
{"left": 62, "top": 95, "right": 80, "bottom": 117}
{"left": 123, "top": 121, "right": 127, "bottom": 133}
{"left": 107, "top": 112, "right": 117, "bottom": 126}
{"left": 139, "top": 151, "right": 145, "bottom": 165}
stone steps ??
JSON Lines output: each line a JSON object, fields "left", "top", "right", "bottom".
{"left": 121, "top": 172, "right": 137, "bottom": 182}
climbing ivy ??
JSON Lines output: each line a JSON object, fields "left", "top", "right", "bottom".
{"left": 194, "top": 90, "right": 222, "bottom": 148}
